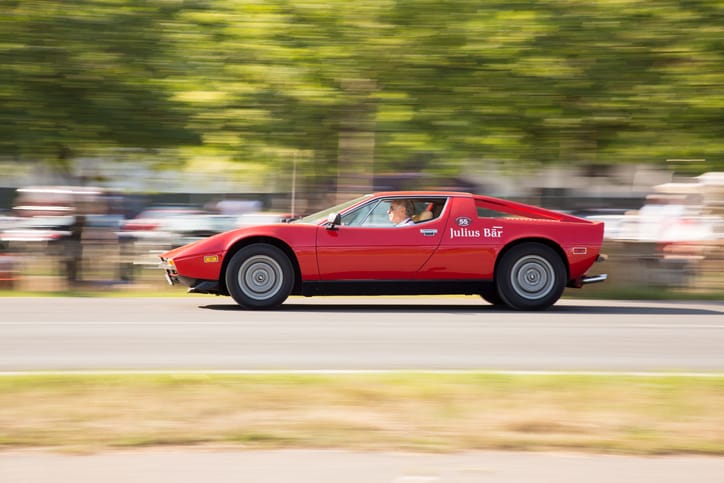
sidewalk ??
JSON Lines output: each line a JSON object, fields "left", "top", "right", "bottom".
{"left": 2, "top": 449, "right": 723, "bottom": 483}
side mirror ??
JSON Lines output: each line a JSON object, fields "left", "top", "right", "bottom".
{"left": 326, "top": 212, "right": 341, "bottom": 230}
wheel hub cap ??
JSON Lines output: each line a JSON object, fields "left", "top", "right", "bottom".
{"left": 511, "top": 255, "right": 554, "bottom": 300}
{"left": 239, "top": 255, "right": 283, "bottom": 300}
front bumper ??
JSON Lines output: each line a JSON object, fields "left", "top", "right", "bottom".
{"left": 159, "top": 257, "right": 180, "bottom": 286}
{"left": 160, "top": 256, "right": 220, "bottom": 294}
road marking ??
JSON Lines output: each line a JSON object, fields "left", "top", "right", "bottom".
{"left": 0, "top": 370, "right": 722, "bottom": 377}
{"left": 392, "top": 477, "right": 439, "bottom": 483}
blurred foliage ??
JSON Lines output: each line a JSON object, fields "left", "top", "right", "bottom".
{"left": 0, "top": 0, "right": 722, "bottom": 183}
{"left": 1, "top": 372, "right": 723, "bottom": 454}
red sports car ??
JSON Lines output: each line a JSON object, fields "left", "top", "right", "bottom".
{"left": 160, "top": 191, "right": 607, "bottom": 310}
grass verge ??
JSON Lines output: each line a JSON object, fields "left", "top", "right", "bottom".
{"left": 565, "top": 285, "right": 724, "bottom": 301}
{"left": 1, "top": 372, "right": 722, "bottom": 454}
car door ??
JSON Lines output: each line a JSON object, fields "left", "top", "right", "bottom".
{"left": 316, "top": 197, "right": 447, "bottom": 280}
{"left": 416, "top": 195, "right": 497, "bottom": 280}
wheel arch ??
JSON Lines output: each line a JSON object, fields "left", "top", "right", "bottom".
{"left": 494, "top": 237, "right": 570, "bottom": 282}
{"left": 219, "top": 236, "right": 302, "bottom": 296}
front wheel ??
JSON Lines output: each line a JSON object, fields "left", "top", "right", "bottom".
{"left": 479, "top": 285, "right": 504, "bottom": 306}
{"left": 496, "top": 243, "right": 566, "bottom": 310}
{"left": 225, "top": 243, "right": 294, "bottom": 309}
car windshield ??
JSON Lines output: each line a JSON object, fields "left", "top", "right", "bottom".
{"left": 294, "top": 194, "right": 372, "bottom": 225}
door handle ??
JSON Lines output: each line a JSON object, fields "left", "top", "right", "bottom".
{"left": 420, "top": 229, "right": 438, "bottom": 236}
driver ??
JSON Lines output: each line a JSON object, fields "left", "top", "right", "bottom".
{"left": 388, "top": 199, "right": 416, "bottom": 226}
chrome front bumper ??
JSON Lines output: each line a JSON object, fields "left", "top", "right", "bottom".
{"left": 164, "top": 269, "right": 178, "bottom": 286}
{"left": 159, "top": 257, "right": 179, "bottom": 286}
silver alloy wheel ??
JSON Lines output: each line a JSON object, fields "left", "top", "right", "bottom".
{"left": 238, "top": 255, "right": 284, "bottom": 301}
{"left": 509, "top": 254, "right": 555, "bottom": 301}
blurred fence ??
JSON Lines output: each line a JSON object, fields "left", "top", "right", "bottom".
{"left": 1, "top": 241, "right": 169, "bottom": 292}
{"left": 587, "top": 240, "right": 724, "bottom": 295}
{"left": 2, "top": 239, "right": 722, "bottom": 296}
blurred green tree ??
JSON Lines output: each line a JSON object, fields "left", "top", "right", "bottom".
{"left": 1, "top": 0, "right": 722, "bottom": 187}
{"left": 0, "top": 0, "right": 199, "bottom": 175}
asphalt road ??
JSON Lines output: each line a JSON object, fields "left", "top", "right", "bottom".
{"left": 1, "top": 296, "right": 723, "bottom": 372}
{"left": 2, "top": 296, "right": 723, "bottom": 482}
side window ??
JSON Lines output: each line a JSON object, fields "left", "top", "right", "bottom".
{"left": 362, "top": 200, "right": 395, "bottom": 226}
{"left": 340, "top": 200, "right": 379, "bottom": 226}
{"left": 340, "top": 197, "right": 448, "bottom": 227}
{"left": 415, "top": 198, "right": 446, "bottom": 223}
{"left": 476, "top": 199, "right": 553, "bottom": 220}
{"left": 476, "top": 206, "right": 510, "bottom": 218}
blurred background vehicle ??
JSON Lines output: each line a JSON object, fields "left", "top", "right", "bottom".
{"left": 581, "top": 173, "right": 724, "bottom": 290}
{"left": 0, "top": 240, "right": 18, "bottom": 289}
{"left": 118, "top": 204, "right": 297, "bottom": 273}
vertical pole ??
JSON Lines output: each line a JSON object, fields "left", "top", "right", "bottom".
{"left": 291, "top": 152, "right": 297, "bottom": 218}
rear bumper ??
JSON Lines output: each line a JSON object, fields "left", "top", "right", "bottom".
{"left": 581, "top": 273, "right": 608, "bottom": 284}
{"left": 568, "top": 254, "right": 607, "bottom": 288}
{"left": 568, "top": 272, "right": 608, "bottom": 288}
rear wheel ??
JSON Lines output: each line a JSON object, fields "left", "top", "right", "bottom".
{"left": 496, "top": 243, "right": 566, "bottom": 310}
{"left": 225, "top": 243, "right": 293, "bottom": 309}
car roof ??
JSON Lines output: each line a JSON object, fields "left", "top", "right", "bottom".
{"left": 369, "top": 191, "right": 473, "bottom": 198}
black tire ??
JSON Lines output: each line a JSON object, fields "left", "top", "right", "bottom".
{"left": 225, "top": 243, "right": 294, "bottom": 309}
{"left": 479, "top": 285, "right": 504, "bottom": 306}
{"left": 496, "top": 243, "right": 566, "bottom": 310}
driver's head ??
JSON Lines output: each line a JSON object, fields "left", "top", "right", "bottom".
{"left": 388, "top": 199, "right": 415, "bottom": 224}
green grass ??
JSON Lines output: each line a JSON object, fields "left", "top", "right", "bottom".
{"left": 1, "top": 373, "right": 722, "bottom": 454}
{"left": 564, "top": 285, "right": 724, "bottom": 301}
